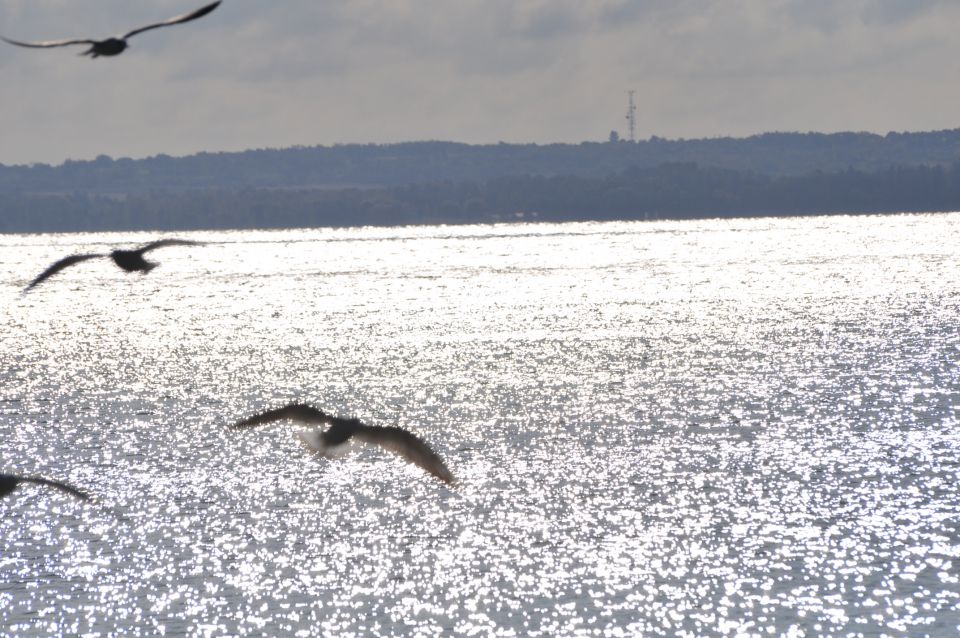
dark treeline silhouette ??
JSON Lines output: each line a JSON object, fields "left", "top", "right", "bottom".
{"left": 3, "top": 161, "right": 960, "bottom": 233}
{"left": 4, "top": 129, "right": 960, "bottom": 195}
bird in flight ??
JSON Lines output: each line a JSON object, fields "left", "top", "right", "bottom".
{"left": 231, "top": 404, "right": 456, "bottom": 485}
{"left": 1, "top": 1, "right": 221, "bottom": 58}
{"left": 25, "top": 238, "right": 203, "bottom": 292}
{"left": 0, "top": 473, "right": 90, "bottom": 501}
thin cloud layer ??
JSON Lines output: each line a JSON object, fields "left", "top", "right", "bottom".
{"left": 1, "top": 0, "right": 959, "bottom": 165}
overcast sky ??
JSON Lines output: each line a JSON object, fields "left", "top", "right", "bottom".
{"left": 1, "top": 0, "right": 959, "bottom": 165}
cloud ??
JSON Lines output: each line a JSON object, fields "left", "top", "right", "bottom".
{"left": 779, "top": 0, "right": 949, "bottom": 30}
{"left": 2, "top": 1, "right": 960, "bottom": 165}
{"left": 860, "top": 0, "right": 947, "bottom": 25}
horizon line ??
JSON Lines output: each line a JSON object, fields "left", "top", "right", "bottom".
{"left": 5, "top": 125, "right": 959, "bottom": 170}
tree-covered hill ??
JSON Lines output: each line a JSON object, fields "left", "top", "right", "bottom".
{"left": 3, "top": 161, "right": 959, "bottom": 233}
{"left": 4, "top": 129, "right": 960, "bottom": 195}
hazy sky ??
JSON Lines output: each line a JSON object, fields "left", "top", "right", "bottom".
{"left": 2, "top": 0, "right": 960, "bottom": 165}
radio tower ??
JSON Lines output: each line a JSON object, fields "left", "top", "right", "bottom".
{"left": 625, "top": 90, "right": 637, "bottom": 142}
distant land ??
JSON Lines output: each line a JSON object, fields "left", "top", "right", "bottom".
{"left": 3, "top": 129, "right": 960, "bottom": 232}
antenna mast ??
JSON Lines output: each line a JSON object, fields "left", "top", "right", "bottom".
{"left": 625, "top": 90, "right": 637, "bottom": 142}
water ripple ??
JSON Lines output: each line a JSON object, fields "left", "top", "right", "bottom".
{"left": 1, "top": 215, "right": 959, "bottom": 635}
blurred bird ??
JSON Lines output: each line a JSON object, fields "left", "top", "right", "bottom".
{"left": 1, "top": 1, "right": 221, "bottom": 58}
{"left": 231, "top": 404, "right": 456, "bottom": 485}
{"left": 25, "top": 238, "right": 203, "bottom": 291}
{"left": 0, "top": 473, "right": 90, "bottom": 500}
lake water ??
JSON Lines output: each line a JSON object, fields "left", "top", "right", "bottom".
{"left": 1, "top": 214, "right": 959, "bottom": 636}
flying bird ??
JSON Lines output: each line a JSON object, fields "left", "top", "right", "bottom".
{"left": 0, "top": 473, "right": 90, "bottom": 501}
{"left": 25, "top": 238, "right": 203, "bottom": 291}
{"left": 1, "top": 1, "right": 221, "bottom": 58}
{"left": 231, "top": 404, "right": 456, "bottom": 485}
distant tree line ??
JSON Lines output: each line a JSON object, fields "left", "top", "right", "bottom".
{"left": 3, "top": 129, "right": 960, "bottom": 195}
{"left": 2, "top": 161, "right": 960, "bottom": 233}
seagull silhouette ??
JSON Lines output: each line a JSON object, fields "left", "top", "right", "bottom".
{"left": 25, "top": 238, "right": 203, "bottom": 291}
{"left": 0, "top": 473, "right": 90, "bottom": 500}
{"left": 231, "top": 404, "right": 456, "bottom": 485}
{"left": 1, "top": 1, "right": 221, "bottom": 58}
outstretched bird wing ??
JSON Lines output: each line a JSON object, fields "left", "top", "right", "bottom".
{"left": 352, "top": 425, "right": 456, "bottom": 484}
{"left": 25, "top": 253, "right": 104, "bottom": 291}
{"left": 1, "top": 36, "right": 96, "bottom": 49}
{"left": 123, "top": 1, "right": 222, "bottom": 39}
{"left": 137, "top": 238, "right": 205, "bottom": 254}
{"left": 231, "top": 405, "right": 455, "bottom": 484}
{"left": 21, "top": 476, "right": 90, "bottom": 500}
{"left": 231, "top": 403, "right": 332, "bottom": 429}
{"left": 0, "top": 474, "right": 90, "bottom": 500}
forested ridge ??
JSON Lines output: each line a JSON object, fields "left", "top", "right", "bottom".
{"left": 5, "top": 129, "right": 960, "bottom": 194}
{"left": 4, "top": 161, "right": 960, "bottom": 233}
{"left": 4, "top": 130, "right": 960, "bottom": 231}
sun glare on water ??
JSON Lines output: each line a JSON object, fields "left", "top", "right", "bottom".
{"left": 1, "top": 214, "right": 958, "bottom": 635}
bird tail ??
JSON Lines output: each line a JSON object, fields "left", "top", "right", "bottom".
{"left": 297, "top": 431, "right": 348, "bottom": 458}
{"left": 297, "top": 431, "right": 329, "bottom": 456}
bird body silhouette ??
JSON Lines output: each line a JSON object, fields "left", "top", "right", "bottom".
{"left": 231, "top": 404, "right": 456, "bottom": 485}
{"left": 2, "top": 1, "right": 221, "bottom": 58}
{"left": 25, "top": 238, "right": 202, "bottom": 291}
{"left": 0, "top": 473, "right": 89, "bottom": 500}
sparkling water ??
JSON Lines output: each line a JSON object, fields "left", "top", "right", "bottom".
{"left": 1, "top": 214, "right": 958, "bottom": 636}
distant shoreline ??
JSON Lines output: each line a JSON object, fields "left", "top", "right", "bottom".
{"left": 2, "top": 161, "right": 958, "bottom": 235}
{"left": 3, "top": 130, "right": 960, "bottom": 233}
{"left": 4, "top": 209, "right": 953, "bottom": 239}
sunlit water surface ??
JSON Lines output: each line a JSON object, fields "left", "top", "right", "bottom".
{"left": 1, "top": 214, "right": 959, "bottom": 636}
